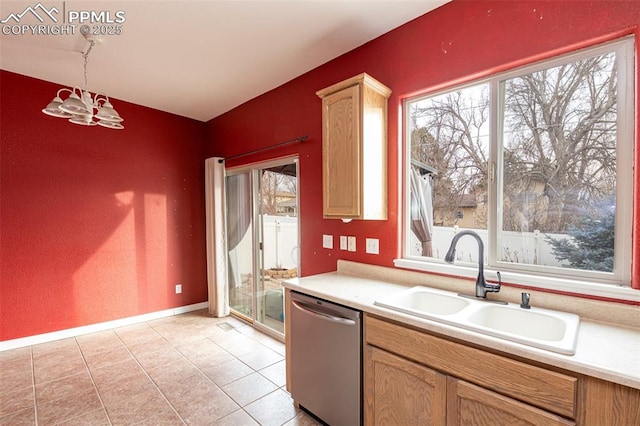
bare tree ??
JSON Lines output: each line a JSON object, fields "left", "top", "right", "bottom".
{"left": 410, "top": 87, "right": 489, "bottom": 227}
{"left": 410, "top": 51, "right": 617, "bottom": 233}
{"left": 503, "top": 53, "right": 617, "bottom": 232}
{"left": 260, "top": 171, "right": 297, "bottom": 216}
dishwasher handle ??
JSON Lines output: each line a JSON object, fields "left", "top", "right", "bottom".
{"left": 291, "top": 300, "right": 357, "bottom": 325}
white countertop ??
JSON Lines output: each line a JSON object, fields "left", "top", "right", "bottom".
{"left": 283, "top": 269, "right": 640, "bottom": 390}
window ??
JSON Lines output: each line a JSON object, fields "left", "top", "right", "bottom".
{"left": 399, "top": 37, "right": 635, "bottom": 298}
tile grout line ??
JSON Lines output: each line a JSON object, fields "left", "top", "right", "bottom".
{"left": 74, "top": 337, "right": 113, "bottom": 426}
{"left": 162, "top": 327, "right": 253, "bottom": 419}
{"left": 148, "top": 318, "right": 283, "bottom": 423}
{"left": 182, "top": 328, "right": 292, "bottom": 425}
{"left": 112, "top": 323, "right": 188, "bottom": 425}
{"left": 145, "top": 319, "right": 286, "bottom": 423}
{"left": 194, "top": 329, "right": 297, "bottom": 424}
{"left": 111, "top": 319, "right": 218, "bottom": 424}
{"left": 30, "top": 346, "right": 38, "bottom": 426}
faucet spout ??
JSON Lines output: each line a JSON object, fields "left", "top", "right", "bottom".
{"left": 444, "top": 230, "right": 500, "bottom": 299}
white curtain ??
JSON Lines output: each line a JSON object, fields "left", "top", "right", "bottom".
{"left": 205, "top": 157, "right": 229, "bottom": 317}
{"left": 224, "top": 172, "right": 252, "bottom": 289}
{"left": 410, "top": 167, "right": 434, "bottom": 257}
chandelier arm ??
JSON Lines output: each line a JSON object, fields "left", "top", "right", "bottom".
{"left": 93, "top": 93, "right": 110, "bottom": 106}
{"left": 56, "top": 88, "right": 73, "bottom": 97}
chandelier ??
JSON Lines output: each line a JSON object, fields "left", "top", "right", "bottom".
{"left": 42, "top": 36, "right": 124, "bottom": 129}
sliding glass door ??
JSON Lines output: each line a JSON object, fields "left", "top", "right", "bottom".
{"left": 225, "top": 171, "right": 254, "bottom": 319}
{"left": 225, "top": 157, "right": 299, "bottom": 336}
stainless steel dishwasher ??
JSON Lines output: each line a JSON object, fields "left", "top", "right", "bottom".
{"left": 290, "top": 291, "right": 362, "bottom": 425}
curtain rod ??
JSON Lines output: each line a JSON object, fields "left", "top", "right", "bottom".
{"left": 217, "top": 135, "right": 308, "bottom": 163}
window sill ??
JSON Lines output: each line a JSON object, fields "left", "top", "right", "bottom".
{"left": 394, "top": 258, "right": 640, "bottom": 303}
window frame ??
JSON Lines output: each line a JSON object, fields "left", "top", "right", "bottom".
{"left": 395, "top": 36, "right": 637, "bottom": 301}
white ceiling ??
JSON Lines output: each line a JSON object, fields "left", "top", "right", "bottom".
{"left": 0, "top": 0, "right": 448, "bottom": 122}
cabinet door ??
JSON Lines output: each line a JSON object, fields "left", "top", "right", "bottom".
{"left": 578, "top": 375, "right": 640, "bottom": 425}
{"left": 322, "top": 84, "right": 361, "bottom": 218}
{"left": 447, "top": 377, "right": 574, "bottom": 426}
{"left": 365, "top": 345, "right": 447, "bottom": 425}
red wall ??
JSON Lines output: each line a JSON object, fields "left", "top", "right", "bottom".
{"left": 3, "top": 0, "right": 639, "bottom": 342}
{"left": 206, "top": 0, "right": 640, "bottom": 283}
{"left": 1, "top": 71, "right": 208, "bottom": 341}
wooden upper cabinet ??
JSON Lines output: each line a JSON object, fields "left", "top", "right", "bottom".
{"left": 317, "top": 73, "right": 391, "bottom": 220}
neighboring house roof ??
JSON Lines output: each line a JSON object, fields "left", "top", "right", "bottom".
{"left": 277, "top": 199, "right": 297, "bottom": 208}
{"left": 434, "top": 193, "right": 478, "bottom": 209}
{"left": 276, "top": 191, "right": 296, "bottom": 199}
{"left": 457, "top": 194, "right": 477, "bottom": 208}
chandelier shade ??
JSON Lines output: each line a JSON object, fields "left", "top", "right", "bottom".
{"left": 59, "top": 90, "right": 91, "bottom": 116}
{"left": 95, "top": 99, "right": 124, "bottom": 123}
{"left": 97, "top": 120, "right": 124, "bottom": 130}
{"left": 41, "top": 36, "right": 124, "bottom": 129}
{"left": 42, "top": 89, "right": 74, "bottom": 118}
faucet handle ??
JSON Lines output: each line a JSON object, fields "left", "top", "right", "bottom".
{"left": 520, "top": 292, "right": 531, "bottom": 309}
{"left": 488, "top": 271, "right": 502, "bottom": 290}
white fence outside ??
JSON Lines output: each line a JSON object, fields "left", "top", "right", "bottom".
{"left": 410, "top": 227, "right": 571, "bottom": 267}
{"left": 239, "top": 218, "right": 571, "bottom": 271}
{"left": 228, "top": 215, "right": 298, "bottom": 288}
{"left": 262, "top": 215, "right": 299, "bottom": 270}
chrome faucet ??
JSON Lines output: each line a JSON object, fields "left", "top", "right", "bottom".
{"left": 444, "top": 230, "right": 501, "bottom": 299}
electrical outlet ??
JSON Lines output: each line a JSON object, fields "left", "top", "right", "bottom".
{"left": 175, "top": 284, "right": 182, "bottom": 294}
{"left": 347, "top": 236, "right": 356, "bottom": 252}
{"left": 340, "top": 236, "right": 348, "bottom": 250}
{"left": 366, "top": 238, "right": 379, "bottom": 255}
{"left": 322, "top": 234, "right": 333, "bottom": 249}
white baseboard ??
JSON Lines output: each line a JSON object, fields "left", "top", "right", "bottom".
{"left": 0, "top": 302, "right": 209, "bottom": 352}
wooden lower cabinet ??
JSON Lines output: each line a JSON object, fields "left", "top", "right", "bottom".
{"left": 447, "top": 377, "right": 574, "bottom": 426}
{"left": 365, "top": 345, "right": 447, "bottom": 424}
{"left": 577, "top": 375, "right": 640, "bottom": 425}
{"left": 363, "top": 314, "right": 639, "bottom": 425}
{"left": 364, "top": 344, "right": 573, "bottom": 425}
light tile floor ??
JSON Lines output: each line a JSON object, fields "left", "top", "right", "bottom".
{"left": 0, "top": 310, "right": 322, "bottom": 425}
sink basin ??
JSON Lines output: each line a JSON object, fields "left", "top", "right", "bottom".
{"left": 374, "top": 286, "right": 470, "bottom": 319}
{"left": 374, "top": 286, "right": 580, "bottom": 355}
{"left": 463, "top": 304, "right": 580, "bottom": 355}
{"left": 466, "top": 305, "right": 568, "bottom": 341}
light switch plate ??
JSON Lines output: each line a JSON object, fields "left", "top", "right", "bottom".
{"left": 322, "top": 234, "right": 333, "bottom": 249}
{"left": 340, "top": 236, "right": 348, "bottom": 250}
{"left": 347, "top": 236, "right": 356, "bottom": 252}
{"left": 366, "top": 238, "right": 379, "bottom": 255}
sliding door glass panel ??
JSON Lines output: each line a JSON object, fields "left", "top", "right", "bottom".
{"left": 226, "top": 172, "right": 254, "bottom": 318}
{"left": 257, "top": 162, "right": 298, "bottom": 334}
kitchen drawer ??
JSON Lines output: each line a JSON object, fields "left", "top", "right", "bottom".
{"left": 365, "top": 314, "right": 577, "bottom": 418}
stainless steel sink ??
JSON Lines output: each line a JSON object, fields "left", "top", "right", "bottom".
{"left": 374, "top": 286, "right": 580, "bottom": 355}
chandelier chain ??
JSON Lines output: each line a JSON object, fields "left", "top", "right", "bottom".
{"left": 82, "top": 40, "right": 95, "bottom": 89}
